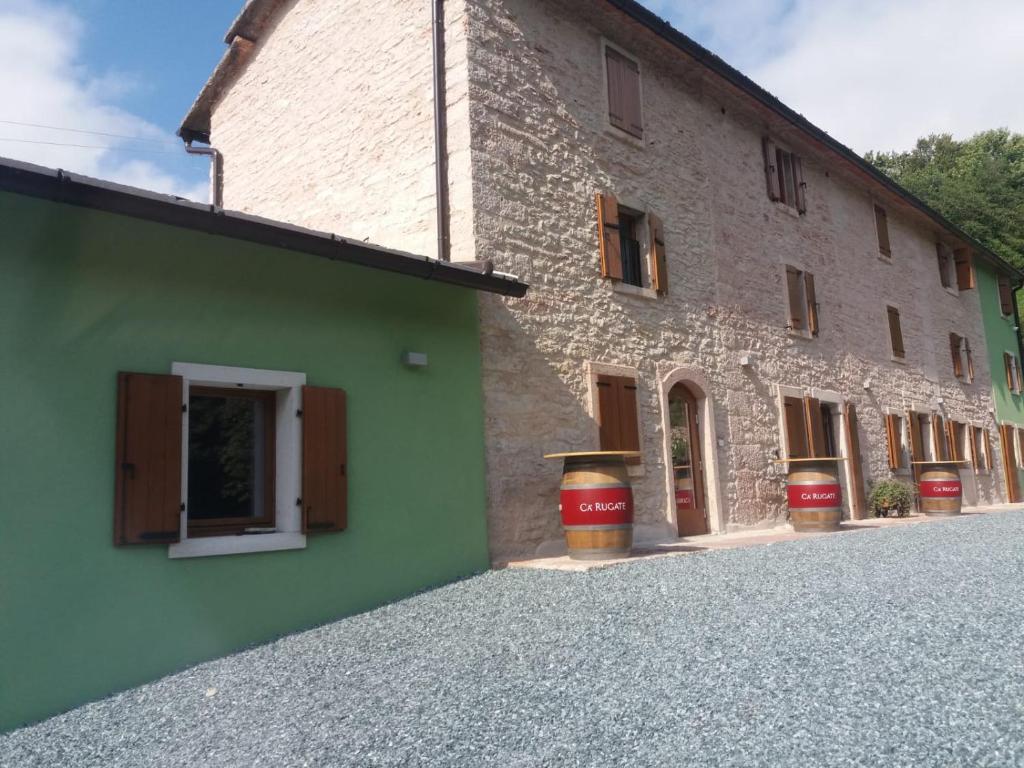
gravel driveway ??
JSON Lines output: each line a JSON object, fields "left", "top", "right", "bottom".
{"left": 5, "top": 511, "right": 1024, "bottom": 767}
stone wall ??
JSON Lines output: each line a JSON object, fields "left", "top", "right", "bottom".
{"left": 463, "top": 0, "right": 1005, "bottom": 560}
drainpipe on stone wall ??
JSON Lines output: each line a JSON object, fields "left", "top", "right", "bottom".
{"left": 432, "top": 0, "right": 451, "bottom": 262}
{"left": 184, "top": 142, "right": 223, "bottom": 208}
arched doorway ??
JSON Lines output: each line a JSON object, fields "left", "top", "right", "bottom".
{"left": 667, "top": 382, "right": 709, "bottom": 536}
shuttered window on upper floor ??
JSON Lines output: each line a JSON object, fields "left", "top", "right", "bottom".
{"left": 784, "top": 266, "right": 818, "bottom": 336}
{"left": 762, "top": 138, "right": 806, "bottom": 213}
{"left": 1005, "top": 352, "right": 1022, "bottom": 394}
{"left": 595, "top": 193, "right": 668, "bottom": 295}
{"left": 875, "top": 205, "right": 891, "bottom": 257}
{"left": 886, "top": 306, "right": 905, "bottom": 359}
{"left": 998, "top": 275, "right": 1014, "bottom": 316}
{"left": 606, "top": 46, "right": 643, "bottom": 139}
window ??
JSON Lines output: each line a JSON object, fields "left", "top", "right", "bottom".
{"left": 907, "top": 411, "right": 929, "bottom": 463}
{"left": 605, "top": 45, "right": 642, "bottom": 139}
{"left": 187, "top": 387, "right": 276, "bottom": 537}
{"left": 1005, "top": 352, "right": 1022, "bottom": 394}
{"left": 884, "top": 414, "right": 908, "bottom": 470}
{"left": 998, "top": 275, "right": 1014, "bottom": 316}
{"left": 781, "top": 395, "right": 830, "bottom": 459}
{"left": 596, "top": 373, "right": 641, "bottom": 463}
{"left": 874, "top": 205, "right": 891, "bottom": 257}
{"left": 970, "top": 425, "right": 988, "bottom": 472}
{"left": 113, "top": 364, "right": 348, "bottom": 559}
{"left": 936, "top": 243, "right": 954, "bottom": 289}
{"left": 887, "top": 306, "right": 905, "bottom": 359}
{"left": 762, "top": 138, "right": 806, "bottom": 213}
{"left": 1017, "top": 428, "right": 1024, "bottom": 470}
{"left": 947, "top": 421, "right": 965, "bottom": 463}
{"left": 949, "top": 333, "right": 970, "bottom": 380}
{"left": 784, "top": 266, "right": 818, "bottom": 335}
{"left": 595, "top": 193, "right": 667, "bottom": 294}
{"left": 953, "top": 248, "right": 975, "bottom": 290}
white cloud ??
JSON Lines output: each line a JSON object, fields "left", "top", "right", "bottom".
{"left": 652, "top": 0, "right": 1024, "bottom": 153}
{"left": 0, "top": 0, "right": 208, "bottom": 200}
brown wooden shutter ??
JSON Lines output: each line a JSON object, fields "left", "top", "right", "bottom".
{"left": 965, "top": 339, "right": 975, "bottom": 381}
{"left": 792, "top": 155, "right": 807, "bottom": 213}
{"left": 1017, "top": 358, "right": 1023, "bottom": 394}
{"left": 619, "top": 379, "right": 641, "bottom": 454}
{"left": 969, "top": 426, "right": 979, "bottom": 470}
{"left": 783, "top": 396, "right": 809, "bottom": 458}
{"left": 763, "top": 137, "right": 781, "bottom": 201}
{"left": 949, "top": 333, "right": 962, "bottom": 378}
{"left": 786, "top": 267, "right": 805, "bottom": 330}
{"left": 907, "top": 411, "right": 924, "bottom": 463}
{"left": 114, "top": 372, "right": 183, "bottom": 545}
{"left": 874, "top": 205, "right": 891, "bottom": 256}
{"left": 803, "top": 397, "right": 827, "bottom": 458}
{"left": 884, "top": 414, "right": 902, "bottom": 470}
{"left": 844, "top": 403, "right": 867, "bottom": 517}
{"left": 648, "top": 213, "right": 668, "bottom": 296}
{"left": 301, "top": 385, "right": 348, "bottom": 533}
{"left": 984, "top": 428, "right": 994, "bottom": 470}
{"left": 999, "top": 276, "right": 1013, "bottom": 315}
{"left": 887, "top": 307, "right": 904, "bottom": 358}
{"left": 606, "top": 48, "right": 642, "bottom": 138}
{"left": 596, "top": 193, "right": 623, "bottom": 280}
{"left": 804, "top": 271, "right": 819, "bottom": 336}
{"left": 931, "top": 414, "right": 948, "bottom": 461}
{"left": 946, "top": 421, "right": 959, "bottom": 462}
{"left": 1006, "top": 353, "right": 1016, "bottom": 391}
{"left": 935, "top": 244, "right": 949, "bottom": 288}
{"left": 954, "top": 248, "right": 975, "bottom": 290}
{"left": 596, "top": 375, "right": 621, "bottom": 451}
{"left": 999, "top": 424, "right": 1021, "bottom": 502}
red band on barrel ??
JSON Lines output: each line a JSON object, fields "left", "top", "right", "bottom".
{"left": 560, "top": 486, "right": 634, "bottom": 526}
{"left": 786, "top": 482, "right": 841, "bottom": 509}
{"left": 919, "top": 479, "right": 962, "bottom": 498}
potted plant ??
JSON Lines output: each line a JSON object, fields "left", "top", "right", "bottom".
{"left": 868, "top": 479, "right": 913, "bottom": 518}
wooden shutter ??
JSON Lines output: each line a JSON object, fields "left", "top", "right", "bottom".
{"left": 965, "top": 339, "right": 974, "bottom": 381}
{"left": 844, "top": 403, "right": 867, "bottom": 517}
{"left": 648, "top": 213, "right": 668, "bottom": 295}
{"left": 786, "top": 267, "right": 805, "bottom": 330}
{"left": 783, "top": 396, "right": 809, "bottom": 458}
{"left": 874, "top": 205, "right": 891, "bottom": 256}
{"left": 606, "top": 48, "right": 642, "bottom": 138}
{"left": 803, "top": 397, "right": 827, "bottom": 458}
{"left": 999, "top": 276, "right": 1013, "bottom": 315}
{"left": 804, "top": 272, "right": 819, "bottom": 336}
{"left": 1017, "top": 358, "right": 1023, "bottom": 394}
{"left": 984, "top": 428, "right": 994, "bottom": 470}
{"left": 884, "top": 414, "right": 902, "bottom": 470}
{"left": 946, "top": 421, "right": 960, "bottom": 462}
{"left": 792, "top": 155, "right": 807, "bottom": 213}
{"left": 999, "top": 424, "right": 1021, "bottom": 502}
{"left": 596, "top": 193, "right": 623, "bottom": 280}
{"left": 301, "top": 385, "right": 348, "bottom": 533}
{"left": 763, "top": 138, "right": 781, "bottom": 201}
{"left": 887, "top": 307, "right": 904, "bottom": 358}
{"left": 596, "top": 375, "right": 622, "bottom": 451}
{"left": 969, "top": 426, "right": 979, "bottom": 470}
{"left": 114, "top": 372, "right": 183, "bottom": 545}
{"left": 954, "top": 248, "right": 974, "bottom": 290}
{"left": 619, "top": 379, "right": 640, "bottom": 453}
{"left": 907, "top": 411, "right": 924, "bottom": 463}
{"left": 949, "top": 333, "right": 963, "bottom": 378}
{"left": 931, "top": 414, "right": 948, "bottom": 461}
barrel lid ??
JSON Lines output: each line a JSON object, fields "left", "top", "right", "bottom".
{"left": 544, "top": 450, "right": 642, "bottom": 459}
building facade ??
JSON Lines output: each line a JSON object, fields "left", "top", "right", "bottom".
{"left": 0, "top": 160, "right": 523, "bottom": 731}
{"left": 181, "top": 0, "right": 1024, "bottom": 562}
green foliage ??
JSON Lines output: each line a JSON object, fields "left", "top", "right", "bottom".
{"left": 868, "top": 479, "right": 914, "bottom": 518}
{"left": 865, "top": 129, "right": 1024, "bottom": 270}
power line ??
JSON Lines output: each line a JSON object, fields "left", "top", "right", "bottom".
{"left": 0, "top": 119, "right": 179, "bottom": 146}
{"left": 0, "top": 137, "right": 183, "bottom": 155}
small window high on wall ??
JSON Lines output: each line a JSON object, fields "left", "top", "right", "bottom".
{"left": 874, "top": 205, "right": 891, "bottom": 257}
{"left": 605, "top": 45, "right": 643, "bottom": 139}
{"left": 784, "top": 266, "right": 818, "bottom": 336}
{"left": 762, "top": 138, "right": 806, "bottom": 213}
{"left": 887, "top": 306, "right": 905, "bottom": 359}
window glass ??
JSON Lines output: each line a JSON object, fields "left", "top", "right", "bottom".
{"left": 618, "top": 211, "right": 643, "bottom": 287}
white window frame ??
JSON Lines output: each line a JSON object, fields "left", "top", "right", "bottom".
{"left": 168, "top": 362, "right": 307, "bottom": 559}
{"left": 600, "top": 38, "right": 645, "bottom": 147}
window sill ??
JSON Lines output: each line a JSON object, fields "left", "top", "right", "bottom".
{"left": 890, "top": 355, "right": 907, "bottom": 365}
{"left": 168, "top": 531, "right": 307, "bottom": 559}
{"left": 788, "top": 328, "right": 815, "bottom": 340}
{"left": 604, "top": 123, "right": 645, "bottom": 149}
{"left": 773, "top": 201, "right": 801, "bottom": 218}
{"left": 612, "top": 281, "right": 658, "bottom": 300}
{"left": 943, "top": 286, "right": 960, "bottom": 298}
{"left": 877, "top": 253, "right": 892, "bottom": 264}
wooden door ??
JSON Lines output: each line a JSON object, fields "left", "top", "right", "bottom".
{"left": 843, "top": 402, "right": 868, "bottom": 519}
{"left": 668, "top": 384, "right": 708, "bottom": 536}
{"left": 999, "top": 425, "right": 1022, "bottom": 503}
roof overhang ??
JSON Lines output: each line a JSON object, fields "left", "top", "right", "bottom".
{"left": 0, "top": 158, "right": 528, "bottom": 298}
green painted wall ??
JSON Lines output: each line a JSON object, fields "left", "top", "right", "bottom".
{"left": 0, "top": 191, "right": 491, "bottom": 731}
{"left": 976, "top": 260, "right": 1024, "bottom": 426}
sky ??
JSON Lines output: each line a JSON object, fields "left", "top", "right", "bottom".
{"left": 1, "top": 0, "right": 1022, "bottom": 203}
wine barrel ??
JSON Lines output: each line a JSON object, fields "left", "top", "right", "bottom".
{"left": 557, "top": 454, "right": 634, "bottom": 560}
{"left": 786, "top": 459, "right": 842, "bottom": 532}
{"left": 918, "top": 463, "right": 962, "bottom": 516}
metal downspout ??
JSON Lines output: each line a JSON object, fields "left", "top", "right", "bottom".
{"left": 432, "top": 0, "right": 451, "bottom": 262}
{"left": 185, "top": 142, "right": 223, "bottom": 208}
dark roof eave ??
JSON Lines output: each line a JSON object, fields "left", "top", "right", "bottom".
{"left": 0, "top": 158, "right": 528, "bottom": 298}
{"left": 604, "top": 0, "right": 1024, "bottom": 281}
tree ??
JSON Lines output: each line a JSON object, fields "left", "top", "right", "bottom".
{"left": 865, "top": 129, "right": 1024, "bottom": 270}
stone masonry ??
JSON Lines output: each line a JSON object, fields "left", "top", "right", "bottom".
{"left": 199, "top": 0, "right": 1011, "bottom": 563}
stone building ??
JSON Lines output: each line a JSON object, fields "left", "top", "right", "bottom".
{"left": 180, "top": 0, "right": 1024, "bottom": 561}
